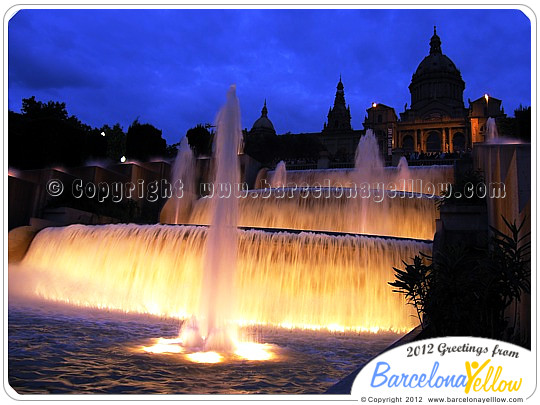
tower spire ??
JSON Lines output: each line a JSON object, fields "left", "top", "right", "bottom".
{"left": 429, "top": 25, "right": 442, "bottom": 55}
{"left": 261, "top": 99, "right": 268, "bottom": 116}
{"left": 323, "top": 76, "right": 352, "bottom": 131}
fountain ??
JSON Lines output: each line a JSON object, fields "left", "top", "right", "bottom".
{"left": 187, "top": 128, "right": 445, "bottom": 240}
{"left": 159, "top": 137, "right": 196, "bottom": 224}
{"left": 354, "top": 129, "right": 383, "bottom": 185}
{"left": 264, "top": 128, "right": 454, "bottom": 194}
{"left": 270, "top": 160, "right": 287, "bottom": 188}
{"left": 397, "top": 156, "right": 412, "bottom": 192}
{"left": 12, "top": 224, "right": 427, "bottom": 332}
{"left": 8, "top": 86, "right": 453, "bottom": 394}
{"left": 195, "top": 85, "right": 242, "bottom": 352}
{"left": 485, "top": 117, "right": 499, "bottom": 142}
{"left": 485, "top": 117, "right": 523, "bottom": 145}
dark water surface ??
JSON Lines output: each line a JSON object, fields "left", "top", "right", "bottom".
{"left": 8, "top": 302, "right": 400, "bottom": 394}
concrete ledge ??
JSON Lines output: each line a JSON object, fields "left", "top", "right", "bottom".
{"left": 8, "top": 225, "right": 44, "bottom": 263}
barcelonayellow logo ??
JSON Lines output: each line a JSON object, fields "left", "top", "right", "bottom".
{"left": 351, "top": 337, "right": 532, "bottom": 401}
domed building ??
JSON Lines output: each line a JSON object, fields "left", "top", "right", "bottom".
{"left": 398, "top": 26, "right": 469, "bottom": 153}
{"left": 247, "top": 27, "right": 506, "bottom": 167}
{"left": 249, "top": 100, "right": 276, "bottom": 137}
{"left": 365, "top": 26, "right": 505, "bottom": 155}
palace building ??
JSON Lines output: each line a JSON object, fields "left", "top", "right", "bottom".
{"left": 248, "top": 27, "right": 506, "bottom": 163}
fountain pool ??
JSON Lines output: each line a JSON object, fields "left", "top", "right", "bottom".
{"left": 8, "top": 301, "right": 399, "bottom": 394}
{"left": 8, "top": 87, "right": 450, "bottom": 395}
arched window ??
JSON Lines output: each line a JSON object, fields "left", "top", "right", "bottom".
{"left": 453, "top": 132, "right": 465, "bottom": 152}
{"left": 403, "top": 135, "right": 414, "bottom": 152}
{"left": 426, "top": 132, "right": 441, "bottom": 152}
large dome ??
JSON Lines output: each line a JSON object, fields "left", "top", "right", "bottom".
{"left": 408, "top": 26, "right": 466, "bottom": 117}
{"left": 413, "top": 26, "right": 461, "bottom": 78}
{"left": 415, "top": 53, "right": 459, "bottom": 76}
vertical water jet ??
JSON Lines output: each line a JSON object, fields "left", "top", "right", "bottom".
{"left": 271, "top": 161, "right": 287, "bottom": 188}
{"left": 485, "top": 117, "right": 499, "bottom": 142}
{"left": 159, "top": 137, "right": 196, "bottom": 224}
{"left": 397, "top": 156, "right": 412, "bottom": 192}
{"left": 354, "top": 129, "right": 383, "bottom": 184}
{"left": 197, "top": 85, "right": 243, "bottom": 351}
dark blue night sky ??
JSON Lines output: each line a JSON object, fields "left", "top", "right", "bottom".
{"left": 8, "top": 8, "right": 531, "bottom": 144}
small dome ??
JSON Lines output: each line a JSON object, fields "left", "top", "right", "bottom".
{"left": 252, "top": 115, "right": 275, "bottom": 131}
{"left": 251, "top": 100, "right": 275, "bottom": 131}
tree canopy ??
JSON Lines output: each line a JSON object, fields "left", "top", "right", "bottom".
{"left": 9, "top": 97, "right": 170, "bottom": 169}
{"left": 125, "top": 119, "right": 167, "bottom": 161}
{"left": 186, "top": 124, "right": 214, "bottom": 157}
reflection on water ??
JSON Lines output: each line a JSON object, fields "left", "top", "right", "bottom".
{"left": 8, "top": 302, "right": 399, "bottom": 394}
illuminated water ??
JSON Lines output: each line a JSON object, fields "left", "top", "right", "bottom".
{"left": 189, "top": 190, "right": 439, "bottom": 240}
{"left": 8, "top": 91, "right": 443, "bottom": 395}
{"left": 270, "top": 160, "right": 287, "bottom": 187}
{"left": 8, "top": 302, "right": 399, "bottom": 394}
{"left": 266, "top": 165, "right": 454, "bottom": 194}
{"left": 195, "top": 85, "right": 243, "bottom": 351}
{"left": 159, "top": 137, "right": 196, "bottom": 224}
{"left": 11, "top": 224, "right": 430, "bottom": 332}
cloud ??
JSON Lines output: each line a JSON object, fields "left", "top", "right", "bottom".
{"left": 8, "top": 8, "right": 531, "bottom": 144}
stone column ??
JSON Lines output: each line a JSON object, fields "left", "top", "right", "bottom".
{"left": 441, "top": 128, "right": 446, "bottom": 152}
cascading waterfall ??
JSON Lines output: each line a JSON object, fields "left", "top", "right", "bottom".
{"left": 268, "top": 166, "right": 454, "bottom": 194}
{"left": 188, "top": 190, "right": 438, "bottom": 240}
{"left": 12, "top": 224, "right": 430, "bottom": 332}
{"left": 9, "top": 87, "right": 448, "bottom": 367}
{"left": 220, "top": 129, "right": 448, "bottom": 240}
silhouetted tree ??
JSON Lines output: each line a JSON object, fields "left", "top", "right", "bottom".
{"left": 9, "top": 96, "right": 106, "bottom": 169}
{"left": 497, "top": 105, "right": 531, "bottom": 142}
{"left": 514, "top": 105, "right": 531, "bottom": 142}
{"left": 100, "top": 123, "right": 126, "bottom": 162}
{"left": 125, "top": 119, "right": 167, "bottom": 161}
{"left": 165, "top": 142, "right": 181, "bottom": 158}
{"left": 186, "top": 124, "right": 213, "bottom": 157}
{"left": 21, "top": 96, "right": 68, "bottom": 121}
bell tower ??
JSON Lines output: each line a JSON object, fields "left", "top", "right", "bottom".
{"left": 323, "top": 75, "right": 352, "bottom": 132}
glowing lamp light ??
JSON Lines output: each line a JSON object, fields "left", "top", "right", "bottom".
{"left": 186, "top": 351, "right": 223, "bottom": 363}
{"left": 484, "top": 93, "right": 489, "bottom": 102}
{"left": 120, "top": 156, "right": 127, "bottom": 163}
{"left": 101, "top": 131, "right": 106, "bottom": 136}
{"left": 372, "top": 102, "right": 377, "bottom": 108}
